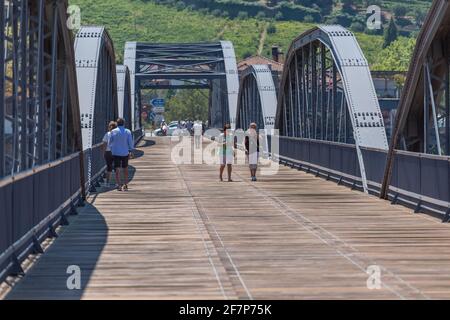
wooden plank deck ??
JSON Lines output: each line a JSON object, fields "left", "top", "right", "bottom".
{"left": 4, "top": 137, "right": 450, "bottom": 299}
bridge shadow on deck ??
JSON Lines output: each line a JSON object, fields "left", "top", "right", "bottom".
{"left": 5, "top": 203, "right": 108, "bottom": 300}
{"left": 129, "top": 138, "right": 155, "bottom": 160}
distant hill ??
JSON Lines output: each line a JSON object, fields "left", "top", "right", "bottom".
{"left": 69, "top": 0, "right": 427, "bottom": 69}
{"left": 148, "top": 0, "right": 432, "bottom": 35}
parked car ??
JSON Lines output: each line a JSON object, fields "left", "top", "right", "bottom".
{"left": 154, "top": 123, "right": 183, "bottom": 136}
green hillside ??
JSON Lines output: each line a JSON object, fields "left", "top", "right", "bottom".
{"left": 69, "top": 0, "right": 423, "bottom": 69}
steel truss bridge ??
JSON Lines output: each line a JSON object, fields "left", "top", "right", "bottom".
{"left": 124, "top": 41, "right": 239, "bottom": 128}
{"left": 1, "top": 0, "right": 450, "bottom": 300}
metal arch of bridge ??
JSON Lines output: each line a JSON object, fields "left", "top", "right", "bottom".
{"left": 381, "top": 0, "right": 450, "bottom": 198}
{"left": 236, "top": 64, "right": 277, "bottom": 131}
{"left": 74, "top": 26, "right": 118, "bottom": 151}
{"left": 124, "top": 41, "right": 239, "bottom": 129}
{"left": 116, "top": 65, "right": 132, "bottom": 131}
{"left": 275, "top": 25, "right": 388, "bottom": 192}
{"left": 0, "top": 0, "right": 83, "bottom": 178}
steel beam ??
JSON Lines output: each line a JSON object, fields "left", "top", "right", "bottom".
{"left": 74, "top": 26, "right": 119, "bottom": 150}
{"left": 125, "top": 41, "right": 239, "bottom": 129}
{"left": 0, "top": 0, "right": 5, "bottom": 177}
{"left": 275, "top": 25, "right": 387, "bottom": 193}
{"left": 1, "top": 0, "right": 82, "bottom": 178}
{"left": 381, "top": 0, "right": 450, "bottom": 198}
{"left": 116, "top": 65, "right": 132, "bottom": 130}
{"left": 236, "top": 65, "right": 277, "bottom": 132}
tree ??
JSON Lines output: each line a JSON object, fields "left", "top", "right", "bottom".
{"left": 414, "top": 8, "right": 426, "bottom": 27}
{"left": 237, "top": 11, "right": 249, "bottom": 20}
{"left": 341, "top": 0, "right": 356, "bottom": 15}
{"left": 267, "top": 23, "right": 277, "bottom": 34}
{"left": 256, "top": 11, "right": 266, "bottom": 19}
{"left": 165, "top": 89, "right": 209, "bottom": 123}
{"left": 393, "top": 5, "right": 407, "bottom": 18}
{"left": 373, "top": 37, "right": 416, "bottom": 71}
{"left": 274, "top": 12, "right": 283, "bottom": 20}
{"left": 303, "top": 15, "right": 315, "bottom": 23}
{"left": 350, "top": 22, "right": 365, "bottom": 32}
{"left": 383, "top": 17, "right": 398, "bottom": 48}
{"left": 211, "top": 9, "right": 221, "bottom": 17}
{"left": 243, "top": 50, "right": 253, "bottom": 59}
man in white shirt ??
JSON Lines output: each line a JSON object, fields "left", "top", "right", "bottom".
{"left": 193, "top": 120, "right": 203, "bottom": 149}
{"left": 109, "top": 118, "right": 134, "bottom": 191}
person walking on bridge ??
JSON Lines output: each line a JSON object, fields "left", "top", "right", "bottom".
{"left": 102, "top": 121, "right": 117, "bottom": 187}
{"left": 219, "top": 123, "right": 236, "bottom": 182}
{"left": 109, "top": 118, "right": 134, "bottom": 191}
{"left": 245, "top": 122, "right": 260, "bottom": 181}
{"left": 193, "top": 120, "right": 203, "bottom": 149}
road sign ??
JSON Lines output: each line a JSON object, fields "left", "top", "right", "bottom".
{"left": 152, "top": 106, "right": 165, "bottom": 113}
{"left": 150, "top": 98, "right": 165, "bottom": 107}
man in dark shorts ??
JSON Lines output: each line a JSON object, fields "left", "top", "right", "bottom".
{"left": 109, "top": 118, "right": 134, "bottom": 191}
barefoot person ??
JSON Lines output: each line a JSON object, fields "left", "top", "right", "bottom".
{"left": 102, "top": 121, "right": 117, "bottom": 187}
{"left": 219, "top": 123, "right": 235, "bottom": 182}
{"left": 245, "top": 122, "right": 260, "bottom": 181}
{"left": 109, "top": 118, "right": 134, "bottom": 191}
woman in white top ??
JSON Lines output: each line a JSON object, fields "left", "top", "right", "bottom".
{"left": 218, "top": 123, "right": 236, "bottom": 182}
{"left": 245, "top": 123, "right": 260, "bottom": 181}
{"left": 102, "top": 121, "right": 117, "bottom": 186}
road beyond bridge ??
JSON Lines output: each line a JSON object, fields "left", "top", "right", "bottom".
{"left": 3, "top": 137, "right": 450, "bottom": 300}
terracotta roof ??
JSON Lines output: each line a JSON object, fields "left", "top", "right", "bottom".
{"left": 237, "top": 55, "right": 283, "bottom": 72}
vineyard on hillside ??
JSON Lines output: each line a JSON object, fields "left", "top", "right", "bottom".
{"left": 69, "top": 0, "right": 425, "bottom": 70}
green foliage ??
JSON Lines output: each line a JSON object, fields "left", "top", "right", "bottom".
{"left": 383, "top": 17, "right": 398, "bottom": 48}
{"left": 350, "top": 22, "right": 365, "bottom": 33}
{"left": 413, "top": 8, "right": 427, "bottom": 27}
{"left": 69, "top": 0, "right": 413, "bottom": 68}
{"left": 267, "top": 23, "right": 277, "bottom": 34}
{"left": 211, "top": 9, "right": 222, "bottom": 16}
{"left": 274, "top": 12, "right": 283, "bottom": 20}
{"left": 70, "top": 0, "right": 227, "bottom": 62}
{"left": 303, "top": 15, "right": 315, "bottom": 23}
{"left": 256, "top": 11, "right": 266, "bottom": 19}
{"left": 237, "top": 11, "right": 249, "bottom": 19}
{"left": 341, "top": 0, "right": 357, "bottom": 15}
{"left": 372, "top": 37, "right": 416, "bottom": 71}
{"left": 165, "top": 90, "right": 209, "bottom": 122}
{"left": 393, "top": 5, "right": 407, "bottom": 17}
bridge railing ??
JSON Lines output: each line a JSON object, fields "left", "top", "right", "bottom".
{"left": 268, "top": 135, "right": 363, "bottom": 189}
{"left": 133, "top": 128, "right": 144, "bottom": 144}
{"left": 0, "top": 144, "right": 106, "bottom": 282}
{"left": 83, "top": 143, "right": 107, "bottom": 191}
{"left": 269, "top": 135, "right": 450, "bottom": 219}
{"left": 361, "top": 147, "right": 450, "bottom": 218}
{"left": 0, "top": 153, "right": 82, "bottom": 281}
